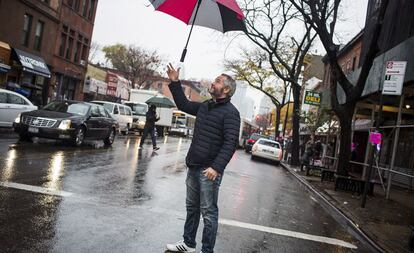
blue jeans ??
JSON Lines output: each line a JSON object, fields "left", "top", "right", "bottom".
{"left": 183, "top": 167, "right": 222, "bottom": 253}
{"left": 140, "top": 126, "right": 156, "bottom": 147}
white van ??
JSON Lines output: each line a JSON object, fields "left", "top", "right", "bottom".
{"left": 91, "top": 101, "right": 133, "bottom": 135}
{"left": 123, "top": 101, "right": 148, "bottom": 134}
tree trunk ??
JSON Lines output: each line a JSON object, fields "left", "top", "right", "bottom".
{"left": 336, "top": 107, "right": 354, "bottom": 176}
{"left": 275, "top": 106, "right": 281, "bottom": 140}
{"left": 290, "top": 87, "right": 301, "bottom": 166}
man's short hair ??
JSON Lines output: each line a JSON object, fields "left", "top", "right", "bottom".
{"left": 221, "top": 74, "right": 236, "bottom": 97}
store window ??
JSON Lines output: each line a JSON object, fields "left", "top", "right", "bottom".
{"left": 81, "top": 37, "right": 89, "bottom": 62}
{"left": 88, "top": 0, "right": 96, "bottom": 20}
{"left": 59, "top": 26, "right": 69, "bottom": 57}
{"left": 74, "top": 34, "right": 83, "bottom": 63}
{"left": 68, "top": 0, "right": 81, "bottom": 12}
{"left": 21, "top": 14, "right": 33, "bottom": 47}
{"left": 81, "top": 0, "right": 89, "bottom": 17}
{"left": 66, "top": 30, "right": 75, "bottom": 60}
{"left": 34, "top": 21, "right": 44, "bottom": 51}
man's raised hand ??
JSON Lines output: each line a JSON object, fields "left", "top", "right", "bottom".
{"left": 167, "top": 63, "right": 180, "bottom": 82}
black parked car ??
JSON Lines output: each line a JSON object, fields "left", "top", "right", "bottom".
{"left": 13, "top": 100, "right": 119, "bottom": 146}
{"left": 245, "top": 133, "right": 271, "bottom": 153}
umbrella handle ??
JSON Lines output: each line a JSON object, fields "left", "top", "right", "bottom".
{"left": 180, "top": 0, "right": 203, "bottom": 63}
{"left": 180, "top": 48, "right": 187, "bottom": 63}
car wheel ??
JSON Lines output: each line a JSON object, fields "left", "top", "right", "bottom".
{"left": 73, "top": 127, "right": 85, "bottom": 147}
{"left": 275, "top": 161, "right": 280, "bottom": 166}
{"left": 104, "top": 128, "right": 116, "bottom": 146}
{"left": 19, "top": 133, "right": 32, "bottom": 142}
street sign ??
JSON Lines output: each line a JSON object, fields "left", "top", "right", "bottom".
{"left": 369, "top": 131, "right": 382, "bottom": 145}
{"left": 382, "top": 61, "right": 407, "bottom": 95}
{"left": 304, "top": 91, "right": 322, "bottom": 106}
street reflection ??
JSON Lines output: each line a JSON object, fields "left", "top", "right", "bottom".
{"left": 125, "top": 138, "right": 131, "bottom": 149}
{"left": 1, "top": 149, "right": 16, "bottom": 182}
{"left": 45, "top": 151, "right": 65, "bottom": 190}
{"left": 177, "top": 137, "right": 182, "bottom": 151}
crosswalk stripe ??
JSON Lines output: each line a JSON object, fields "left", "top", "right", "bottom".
{"left": 0, "top": 181, "right": 73, "bottom": 197}
{"left": 219, "top": 218, "right": 357, "bottom": 249}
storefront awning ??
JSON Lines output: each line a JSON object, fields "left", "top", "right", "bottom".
{"left": 352, "top": 119, "right": 372, "bottom": 131}
{"left": 0, "top": 62, "right": 11, "bottom": 73}
{"left": 13, "top": 48, "right": 51, "bottom": 78}
{"left": 0, "top": 41, "right": 11, "bottom": 73}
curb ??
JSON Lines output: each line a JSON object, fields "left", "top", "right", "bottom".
{"left": 280, "top": 162, "right": 385, "bottom": 253}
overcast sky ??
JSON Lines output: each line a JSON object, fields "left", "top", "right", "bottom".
{"left": 91, "top": 0, "right": 368, "bottom": 81}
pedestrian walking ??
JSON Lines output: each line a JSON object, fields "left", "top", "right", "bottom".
{"left": 165, "top": 63, "right": 240, "bottom": 253}
{"left": 301, "top": 139, "right": 314, "bottom": 171}
{"left": 139, "top": 104, "right": 160, "bottom": 150}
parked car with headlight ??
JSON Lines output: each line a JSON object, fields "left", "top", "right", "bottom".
{"left": 0, "top": 88, "right": 37, "bottom": 127}
{"left": 13, "top": 100, "right": 118, "bottom": 146}
{"left": 251, "top": 138, "right": 283, "bottom": 165}
{"left": 123, "top": 101, "right": 147, "bottom": 134}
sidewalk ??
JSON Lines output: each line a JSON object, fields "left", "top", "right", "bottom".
{"left": 281, "top": 162, "right": 414, "bottom": 253}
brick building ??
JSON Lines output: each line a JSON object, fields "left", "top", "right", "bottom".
{"left": 320, "top": 31, "right": 364, "bottom": 108}
{"left": 0, "top": 0, "right": 98, "bottom": 105}
{"left": 53, "top": 0, "right": 98, "bottom": 102}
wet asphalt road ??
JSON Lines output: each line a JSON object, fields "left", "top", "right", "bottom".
{"left": 0, "top": 134, "right": 374, "bottom": 253}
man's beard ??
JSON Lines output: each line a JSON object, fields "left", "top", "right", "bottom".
{"left": 208, "top": 86, "right": 224, "bottom": 98}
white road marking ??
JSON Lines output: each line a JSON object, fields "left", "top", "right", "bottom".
{"left": 0, "top": 181, "right": 357, "bottom": 249}
{"left": 0, "top": 181, "right": 73, "bottom": 197}
{"left": 219, "top": 218, "right": 357, "bottom": 249}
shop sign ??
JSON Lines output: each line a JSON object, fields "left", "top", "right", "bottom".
{"left": 116, "top": 75, "right": 130, "bottom": 100}
{"left": 304, "top": 91, "right": 322, "bottom": 106}
{"left": 84, "top": 78, "right": 108, "bottom": 95}
{"left": 106, "top": 72, "right": 118, "bottom": 96}
{"left": 382, "top": 61, "right": 407, "bottom": 96}
{"left": 13, "top": 48, "right": 51, "bottom": 78}
{"left": 369, "top": 131, "right": 382, "bottom": 145}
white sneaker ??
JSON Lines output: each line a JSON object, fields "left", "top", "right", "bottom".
{"left": 166, "top": 240, "right": 195, "bottom": 252}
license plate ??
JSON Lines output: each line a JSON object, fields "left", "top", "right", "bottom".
{"left": 263, "top": 149, "right": 274, "bottom": 154}
{"left": 28, "top": 127, "right": 39, "bottom": 133}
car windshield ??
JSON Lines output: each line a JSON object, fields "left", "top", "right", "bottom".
{"left": 126, "top": 103, "right": 148, "bottom": 116}
{"left": 251, "top": 133, "right": 268, "bottom": 140}
{"left": 92, "top": 102, "right": 114, "bottom": 113}
{"left": 258, "top": 139, "right": 281, "bottom": 149}
{"left": 173, "top": 116, "right": 186, "bottom": 126}
{"left": 43, "top": 101, "right": 89, "bottom": 116}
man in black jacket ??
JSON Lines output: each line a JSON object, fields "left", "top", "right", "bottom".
{"left": 139, "top": 104, "right": 160, "bottom": 150}
{"left": 166, "top": 64, "right": 240, "bottom": 253}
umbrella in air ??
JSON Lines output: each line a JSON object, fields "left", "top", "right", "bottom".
{"left": 149, "top": 0, "right": 246, "bottom": 62}
{"left": 146, "top": 95, "right": 176, "bottom": 108}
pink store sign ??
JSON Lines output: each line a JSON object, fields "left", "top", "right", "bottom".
{"left": 369, "top": 132, "right": 382, "bottom": 145}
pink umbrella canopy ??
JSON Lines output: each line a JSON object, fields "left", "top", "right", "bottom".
{"left": 149, "top": 0, "right": 246, "bottom": 61}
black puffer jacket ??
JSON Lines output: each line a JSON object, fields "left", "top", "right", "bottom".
{"left": 169, "top": 81, "right": 240, "bottom": 174}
